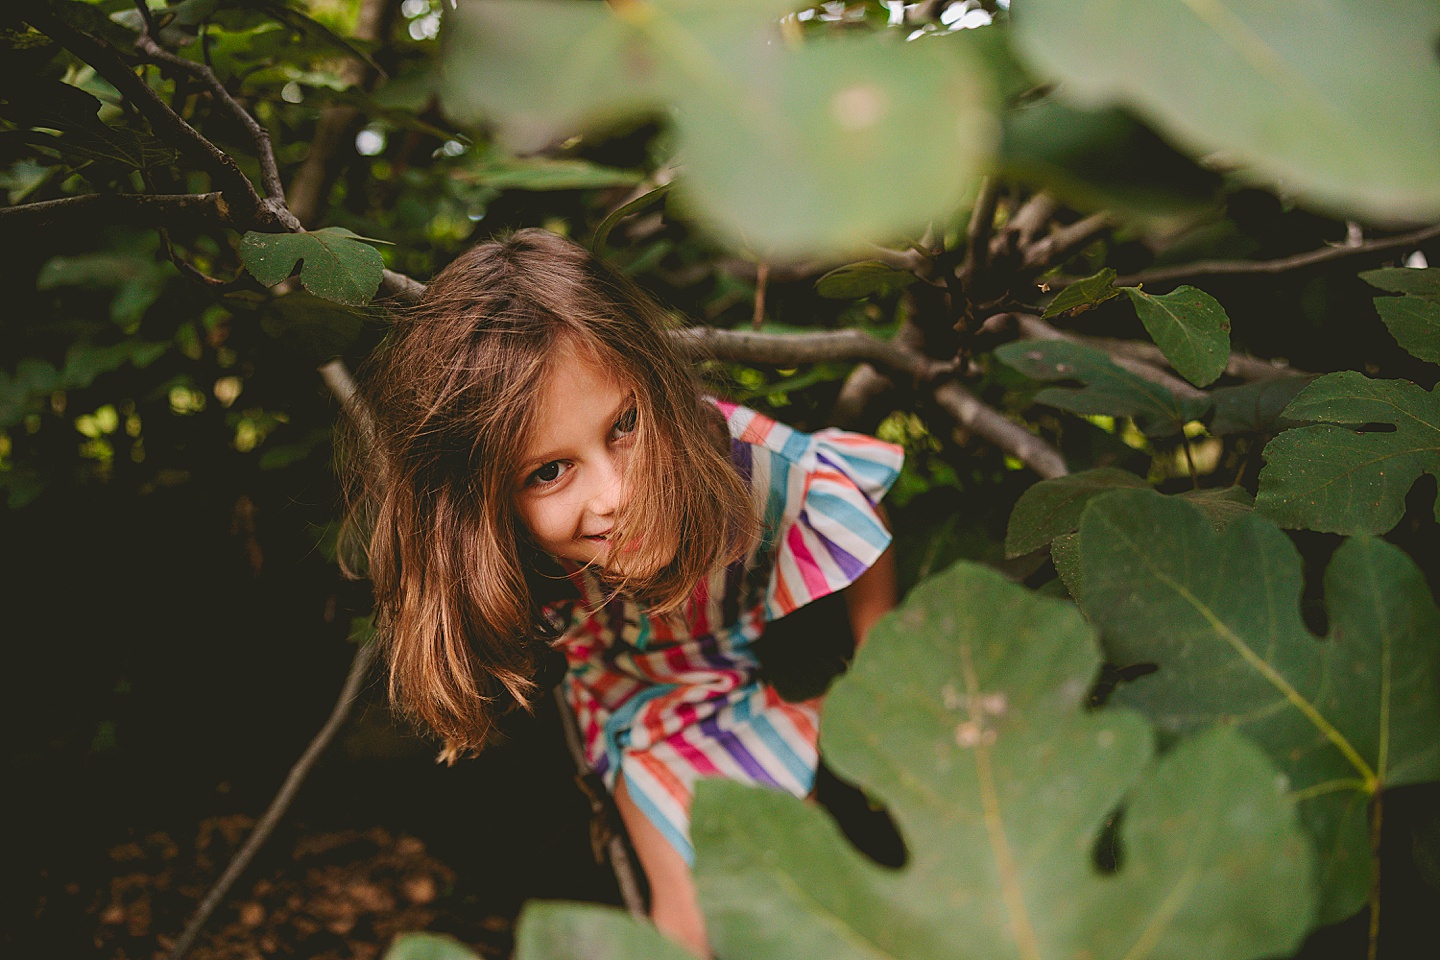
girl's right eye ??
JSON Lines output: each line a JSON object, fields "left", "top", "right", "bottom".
{"left": 527, "top": 460, "right": 567, "bottom": 487}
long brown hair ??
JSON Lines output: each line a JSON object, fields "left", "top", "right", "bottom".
{"left": 339, "top": 229, "right": 755, "bottom": 757}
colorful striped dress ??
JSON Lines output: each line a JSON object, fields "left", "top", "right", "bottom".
{"left": 552, "top": 400, "right": 903, "bottom": 862}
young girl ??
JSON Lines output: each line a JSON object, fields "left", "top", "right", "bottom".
{"left": 343, "top": 229, "right": 902, "bottom": 956}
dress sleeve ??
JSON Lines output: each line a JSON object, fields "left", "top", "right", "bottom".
{"left": 760, "top": 426, "right": 904, "bottom": 622}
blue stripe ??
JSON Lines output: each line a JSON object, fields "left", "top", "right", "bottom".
{"left": 816, "top": 446, "right": 900, "bottom": 491}
{"left": 734, "top": 695, "right": 814, "bottom": 791}
{"left": 779, "top": 428, "right": 811, "bottom": 462}
{"left": 601, "top": 684, "right": 676, "bottom": 776}
{"left": 804, "top": 490, "right": 891, "bottom": 551}
{"left": 762, "top": 450, "right": 789, "bottom": 537}
{"left": 621, "top": 765, "right": 696, "bottom": 865}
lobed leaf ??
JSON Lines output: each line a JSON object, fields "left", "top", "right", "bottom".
{"left": 1255, "top": 371, "right": 1440, "bottom": 534}
{"left": 239, "top": 228, "right": 384, "bottom": 306}
{"left": 1359, "top": 267, "right": 1440, "bottom": 364}
{"left": 694, "top": 562, "right": 1314, "bottom": 960}
{"left": 1013, "top": 0, "right": 1440, "bottom": 224}
{"left": 995, "top": 338, "right": 1210, "bottom": 436}
{"left": 1123, "top": 285, "right": 1231, "bottom": 388}
{"left": 1076, "top": 490, "right": 1440, "bottom": 922}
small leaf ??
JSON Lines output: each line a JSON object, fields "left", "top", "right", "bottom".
{"left": 458, "top": 156, "right": 643, "bottom": 192}
{"left": 1123, "top": 285, "right": 1232, "bottom": 387}
{"left": 814, "top": 260, "right": 917, "bottom": 299}
{"left": 1076, "top": 489, "right": 1440, "bottom": 922}
{"left": 0, "top": 358, "right": 60, "bottom": 429}
{"left": 239, "top": 228, "right": 383, "bottom": 306}
{"left": 1359, "top": 266, "right": 1440, "bottom": 363}
{"left": 1040, "top": 266, "right": 1119, "bottom": 319}
{"left": 58, "top": 341, "right": 169, "bottom": 392}
{"left": 1256, "top": 372, "right": 1440, "bottom": 534}
{"left": 995, "top": 338, "right": 1210, "bottom": 436}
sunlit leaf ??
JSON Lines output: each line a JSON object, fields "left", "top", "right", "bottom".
{"left": 1255, "top": 372, "right": 1440, "bottom": 534}
{"left": 815, "top": 260, "right": 917, "bottom": 299}
{"left": 1040, "top": 266, "right": 1119, "bottom": 319}
{"left": 1013, "top": 0, "right": 1440, "bottom": 223}
{"left": 239, "top": 228, "right": 384, "bottom": 306}
{"left": 517, "top": 562, "right": 1317, "bottom": 960}
{"left": 1359, "top": 267, "right": 1440, "bottom": 363}
{"left": 1123, "top": 285, "right": 1232, "bottom": 387}
{"left": 1076, "top": 489, "right": 1440, "bottom": 921}
{"left": 995, "top": 338, "right": 1210, "bottom": 436}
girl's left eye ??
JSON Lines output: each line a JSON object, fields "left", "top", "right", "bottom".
{"left": 527, "top": 460, "right": 568, "bottom": 487}
{"left": 610, "top": 406, "right": 638, "bottom": 440}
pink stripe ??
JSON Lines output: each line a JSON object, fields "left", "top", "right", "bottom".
{"left": 785, "top": 523, "right": 831, "bottom": 598}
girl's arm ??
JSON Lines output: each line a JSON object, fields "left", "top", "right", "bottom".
{"left": 843, "top": 504, "right": 897, "bottom": 647}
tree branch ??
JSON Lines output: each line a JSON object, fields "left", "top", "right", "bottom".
{"left": 0, "top": 191, "right": 231, "bottom": 230}
{"left": 959, "top": 176, "right": 1000, "bottom": 281}
{"left": 26, "top": 3, "right": 272, "bottom": 226}
{"left": 1020, "top": 211, "right": 1111, "bottom": 275}
{"left": 1115, "top": 221, "right": 1440, "bottom": 289}
{"left": 132, "top": 15, "right": 298, "bottom": 229}
{"left": 932, "top": 381, "right": 1068, "bottom": 479}
{"left": 674, "top": 326, "right": 954, "bottom": 383}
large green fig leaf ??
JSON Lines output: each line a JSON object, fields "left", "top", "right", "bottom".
{"left": 1255, "top": 372, "right": 1440, "bottom": 534}
{"left": 1013, "top": 0, "right": 1440, "bottom": 224}
{"left": 1075, "top": 490, "right": 1440, "bottom": 922}
{"left": 438, "top": 0, "right": 996, "bottom": 257}
{"left": 515, "top": 564, "right": 1316, "bottom": 960}
{"left": 1359, "top": 267, "right": 1440, "bottom": 363}
{"left": 1122, "top": 285, "right": 1232, "bottom": 388}
{"left": 995, "top": 339, "right": 1210, "bottom": 436}
{"left": 239, "top": 228, "right": 384, "bottom": 306}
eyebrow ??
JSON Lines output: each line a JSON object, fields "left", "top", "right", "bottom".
{"left": 516, "top": 391, "right": 635, "bottom": 477}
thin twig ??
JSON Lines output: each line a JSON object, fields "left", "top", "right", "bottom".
{"left": 1115, "top": 221, "right": 1440, "bottom": 289}
{"left": 752, "top": 261, "right": 769, "bottom": 329}
{"left": 163, "top": 640, "right": 377, "bottom": 960}
{"left": 959, "top": 176, "right": 1000, "bottom": 281}
{"left": 1020, "top": 212, "right": 1111, "bottom": 275}
{"left": 1002, "top": 192, "right": 1059, "bottom": 256}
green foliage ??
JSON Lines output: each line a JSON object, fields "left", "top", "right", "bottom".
{"left": 1256, "top": 372, "right": 1440, "bottom": 534}
{"left": 814, "top": 260, "right": 917, "bottom": 299}
{"left": 994, "top": 339, "right": 1209, "bottom": 437}
{"left": 438, "top": 0, "right": 997, "bottom": 256}
{"left": 383, "top": 931, "right": 492, "bottom": 960}
{"left": 1122, "top": 285, "right": 1231, "bottom": 388}
{"left": 1360, "top": 266, "right": 1440, "bottom": 363}
{"left": 1013, "top": 0, "right": 1440, "bottom": 223}
{"left": 1207, "top": 377, "right": 1312, "bottom": 437}
{"left": 239, "top": 227, "right": 385, "bottom": 305}
{"left": 1040, "top": 266, "right": 1118, "bottom": 319}
{"left": 520, "top": 562, "right": 1317, "bottom": 960}
{"left": 1073, "top": 489, "right": 1440, "bottom": 922}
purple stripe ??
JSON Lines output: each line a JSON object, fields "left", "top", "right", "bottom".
{"left": 698, "top": 714, "right": 783, "bottom": 788}
{"left": 729, "top": 437, "right": 753, "bottom": 482}
{"left": 799, "top": 507, "right": 869, "bottom": 581}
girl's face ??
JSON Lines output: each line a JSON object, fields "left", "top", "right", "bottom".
{"left": 514, "top": 338, "right": 640, "bottom": 572}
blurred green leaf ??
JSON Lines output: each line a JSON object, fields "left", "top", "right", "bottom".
{"left": 815, "top": 260, "right": 917, "bottom": 299}
{"left": 1359, "top": 267, "right": 1440, "bottom": 363}
{"left": 1256, "top": 372, "right": 1440, "bottom": 534}
{"left": 1040, "top": 266, "right": 1119, "bottom": 319}
{"left": 0, "top": 358, "right": 60, "bottom": 429}
{"left": 240, "top": 228, "right": 384, "bottom": 306}
{"left": 440, "top": 1, "right": 997, "bottom": 256}
{"left": 995, "top": 338, "right": 1210, "bottom": 436}
{"left": 259, "top": 291, "right": 367, "bottom": 362}
{"left": 516, "top": 902, "right": 691, "bottom": 960}
{"left": 1013, "top": 0, "right": 1440, "bottom": 223}
{"left": 59, "top": 341, "right": 168, "bottom": 392}
{"left": 1123, "top": 285, "right": 1232, "bottom": 388}
{"left": 382, "top": 931, "right": 484, "bottom": 960}
{"left": 1076, "top": 489, "right": 1440, "bottom": 921}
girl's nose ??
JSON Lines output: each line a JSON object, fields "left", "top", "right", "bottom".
{"left": 587, "top": 453, "right": 625, "bottom": 517}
